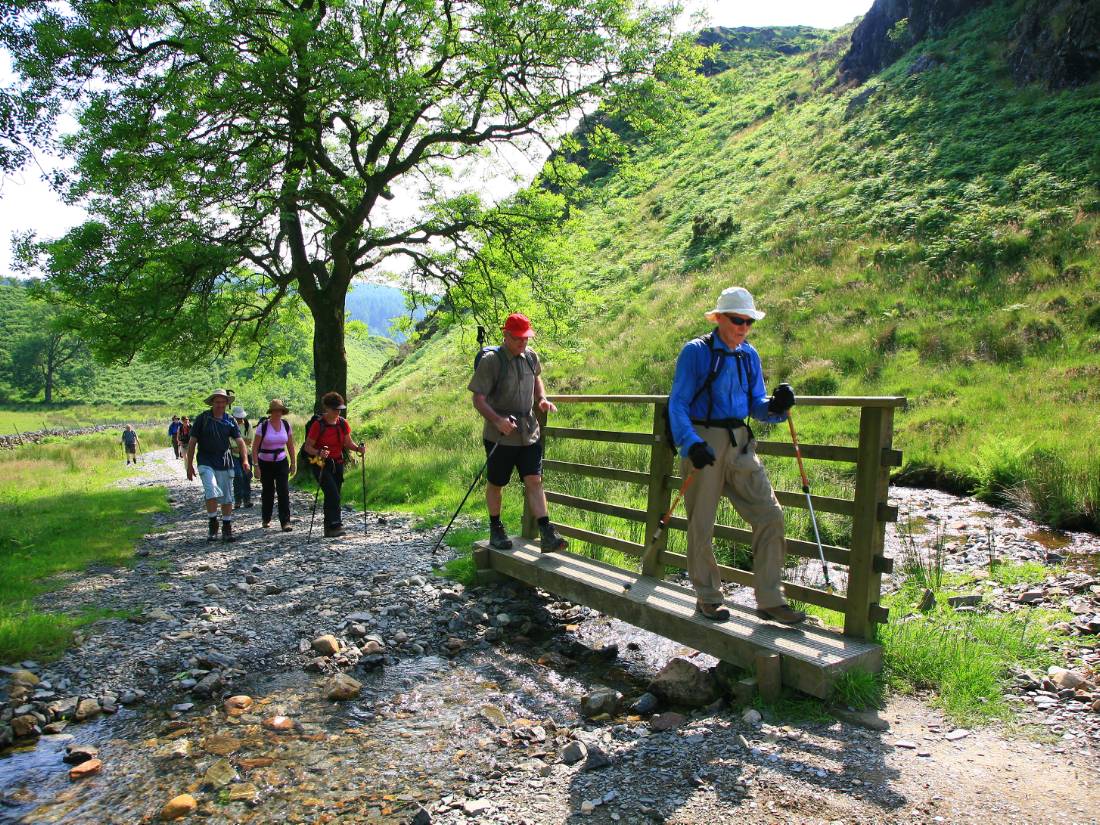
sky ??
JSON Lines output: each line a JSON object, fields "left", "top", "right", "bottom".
{"left": 0, "top": 0, "right": 873, "bottom": 277}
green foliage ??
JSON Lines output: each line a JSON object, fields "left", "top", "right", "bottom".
{"left": 831, "top": 669, "right": 884, "bottom": 710}
{"left": 0, "top": 430, "right": 167, "bottom": 660}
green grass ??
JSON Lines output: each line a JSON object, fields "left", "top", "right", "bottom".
{"left": 0, "top": 404, "right": 177, "bottom": 436}
{"left": 0, "top": 430, "right": 168, "bottom": 661}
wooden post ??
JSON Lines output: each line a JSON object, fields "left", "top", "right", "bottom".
{"left": 522, "top": 409, "right": 548, "bottom": 541}
{"left": 845, "top": 406, "right": 893, "bottom": 639}
{"left": 642, "top": 401, "right": 674, "bottom": 577}
{"left": 754, "top": 652, "right": 782, "bottom": 703}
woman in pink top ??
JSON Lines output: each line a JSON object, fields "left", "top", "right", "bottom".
{"left": 251, "top": 399, "right": 297, "bottom": 530}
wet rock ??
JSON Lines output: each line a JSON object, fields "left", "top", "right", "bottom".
{"left": 650, "top": 712, "right": 686, "bottom": 732}
{"left": 311, "top": 635, "right": 341, "bottom": 656}
{"left": 201, "top": 735, "right": 241, "bottom": 756}
{"left": 156, "top": 739, "right": 193, "bottom": 759}
{"left": 9, "top": 669, "right": 39, "bottom": 686}
{"left": 223, "top": 695, "right": 253, "bottom": 715}
{"left": 560, "top": 740, "right": 588, "bottom": 764}
{"left": 74, "top": 697, "right": 102, "bottom": 722}
{"left": 43, "top": 721, "right": 68, "bottom": 735}
{"left": 262, "top": 715, "right": 294, "bottom": 732}
{"left": 63, "top": 744, "right": 99, "bottom": 764}
{"left": 204, "top": 757, "right": 237, "bottom": 788}
{"left": 11, "top": 715, "right": 39, "bottom": 738}
{"left": 650, "top": 657, "right": 719, "bottom": 708}
{"left": 161, "top": 793, "right": 198, "bottom": 820}
{"left": 580, "top": 689, "right": 622, "bottom": 719}
{"left": 69, "top": 758, "right": 102, "bottom": 779}
{"left": 191, "top": 672, "right": 221, "bottom": 698}
{"left": 324, "top": 673, "right": 362, "bottom": 701}
{"left": 227, "top": 782, "right": 259, "bottom": 804}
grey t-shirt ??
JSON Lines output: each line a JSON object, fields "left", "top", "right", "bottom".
{"left": 468, "top": 346, "right": 542, "bottom": 446}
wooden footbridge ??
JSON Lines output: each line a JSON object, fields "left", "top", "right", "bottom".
{"left": 474, "top": 395, "right": 906, "bottom": 699}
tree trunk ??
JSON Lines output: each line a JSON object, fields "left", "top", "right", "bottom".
{"left": 309, "top": 291, "right": 348, "bottom": 413}
{"left": 44, "top": 372, "right": 53, "bottom": 404}
{"left": 44, "top": 342, "right": 55, "bottom": 404}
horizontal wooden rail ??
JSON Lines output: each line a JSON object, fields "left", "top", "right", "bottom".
{"left": 544, "top": 459, "right": 650, "bottom": 486}
{"left": 660, "top": 550, "right": 889, "bottom": 624}
{"left": 664, "top": 516, "right": 893, "bottom": 575}
{"left": 548, "top": 394, "right": 907, "bottom": 409}
{"left": 664, "top": 474, "right": 899, "bottom": 522}
{"left": 545, "top": 491, "right": 648, "bottom": 524}
{"left": 543, "top": 426, "right": 656, "bottom": 446}
{"left": 755, "top": 440, "right": 904, "bottom": 467}
{"left": 551, "top": 523, "right": 645, "bottom": 558}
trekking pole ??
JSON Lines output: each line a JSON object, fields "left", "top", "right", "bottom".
{"left": 431, "top": 417, "right": 516, "bottom": 556}
{"left": 787, "top": 412, "right": 832, "bottom": 590}
{"left": 640, "top": 468, "right": 698, "bottom": 573}
{"left": 360, "top": 450, "right": 367, "bottom": 536}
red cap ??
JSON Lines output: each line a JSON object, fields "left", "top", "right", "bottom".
{"left": 502, "top": 313, "right": 535, "bottom": 338}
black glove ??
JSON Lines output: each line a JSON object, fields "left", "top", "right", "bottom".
{"left": 688, "top": 441, "right": 717, "bottom": 469}
{"left": 767, "top": 382, "right": 795, "bottom": 414}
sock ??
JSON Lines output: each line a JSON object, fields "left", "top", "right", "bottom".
{"left": 208, "top": 516, "right": 218, "bottom": 532}
{"left": 537, "top": 516, "right": 550, "bottom": 528}
{"left": 489, "top": 515, "right": 503, "bottom": 527}
{"left": 222, "top": 516, "right": 233, "bottom": 524}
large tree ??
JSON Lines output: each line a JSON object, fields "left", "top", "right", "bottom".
{"left": 6, "top": 0, "right": 694, "bottom": 408}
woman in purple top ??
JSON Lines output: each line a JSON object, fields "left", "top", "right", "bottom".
{"left": 251, "top": 399, "right": 297, "bottom": 531}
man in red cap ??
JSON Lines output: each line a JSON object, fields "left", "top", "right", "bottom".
{"left": 469, "top": 313, "right": 568, "bottom": 553}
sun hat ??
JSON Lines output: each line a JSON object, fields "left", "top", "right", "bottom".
{"left": 204, "top": 388, "right": 231, "bottom": 404}
{"left": 231, "top": 405, "right": 247, "bottom": 419}
{"left": 267, "top": 399, "right": 290, "bottom": 415}
{"left": 704, "top": 287, "right": 766, "bottom": 322}
{"left": 502, "top": 312, "right": 535, "bottom": 338}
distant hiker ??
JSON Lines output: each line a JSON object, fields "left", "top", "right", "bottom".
{"left": 121, "top": 424, "right": 140, "bottom": 464}
{"left": 177, "top": 416, "right": 192, "bottom": 461}
{"left": 185, "top": 388, "right": 250, "bottom": 543}
{"left": 168, "top": 416, "right": 182, "bottom": 459}
{"left": 668, "top": 286, "right": 799, "bottom": 624}
{"left": 230, "top": 405, "right": 254, "bottom": 509}
{"left": 252, "top": 399, "right": 296, "bottom": 531}
{"left": 469, "top": 313, "right": 567, "bottom": 554}
{"left": 303, "top": 392, "right": 365, "bottom": 538}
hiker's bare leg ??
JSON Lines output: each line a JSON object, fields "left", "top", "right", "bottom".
{"left": 206, "top": 499, "right": 218, "bottom": 515}
{"left": 522, "top": 475, "right": 549, "bottom": 519}
{"left": 221, "top": 502, "right": 233, "bottom": 517}
{"left": 486, "top": 482, "right": 504, "bottom": 518}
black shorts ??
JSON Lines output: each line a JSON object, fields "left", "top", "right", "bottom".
{"left": 484, "top": 439, "right": 543, "bottom": 487}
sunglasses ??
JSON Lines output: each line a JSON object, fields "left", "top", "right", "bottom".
{"left": 723, "top": 314, "right": 755, "bottom": 326}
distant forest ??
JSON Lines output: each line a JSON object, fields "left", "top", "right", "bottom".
{"left": 346, "top": 282, "right": 429, "bottom": 342}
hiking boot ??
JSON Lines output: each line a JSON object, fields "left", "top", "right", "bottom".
{"left": 262, "top": 520, "right": 271, "bottom": 528}
{"left": 488, "top": 522, "right": 512, "bottom": 550}
{"left": 281, "top": 523, "right": 293, "bottom": 532}
{"left": 323, "top": 525, "right": 345, "bottom": 538}
{"left": 697, "top": 600, "right": 731, "bottom": 621}
{"left": 539, "top": 524, "right": 567, "bottom": 553}
{"left": 207, "top": 517, "right": 219, "bottom": 543}
{"left": 244, "top": 498, "right": 254, "bottom": 508}
{"left": 756, "top": 603, "right": 806, "bottom": 625}
{"left": 221, "top": 521, "right": 235, "bottom": 543}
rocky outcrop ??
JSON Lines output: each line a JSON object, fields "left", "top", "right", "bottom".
{"left": 838, "top": 0, "right": 991, "bottom": 85}
{"left": 1009, "top": 0, "right": 1100, "bottom": 88}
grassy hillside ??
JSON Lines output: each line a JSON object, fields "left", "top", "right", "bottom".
{"left": 353, "top": 5, "right": 1098, "bottom": 542}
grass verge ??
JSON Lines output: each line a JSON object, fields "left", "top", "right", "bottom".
{"left": 0, "top": 430, "right": 167, "bottom": 662}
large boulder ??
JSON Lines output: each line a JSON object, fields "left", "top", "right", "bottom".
{"left": 649, "top": 657, "right": 719, "bottom": 708}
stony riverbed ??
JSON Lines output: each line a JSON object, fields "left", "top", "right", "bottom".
{"left": 0, "top": 449, "right": 1097, "bottom": 823}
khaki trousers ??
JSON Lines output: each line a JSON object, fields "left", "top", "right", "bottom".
{"left": 681, "top": 425, "right": 787, "bottom": 608}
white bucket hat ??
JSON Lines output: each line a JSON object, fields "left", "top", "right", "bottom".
{"left": 705, "top": 286, "right": 766, "bottom": 321}
{"left": 231, "top": 405, "right": 247, "bottom": 418}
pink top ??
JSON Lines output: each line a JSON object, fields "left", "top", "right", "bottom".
{"left": 255, "top": 418, "right": 290, "bottom": 462}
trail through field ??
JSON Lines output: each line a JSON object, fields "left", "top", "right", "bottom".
{"left": 0, "top": 449, "right": 1096, "bottom": 823}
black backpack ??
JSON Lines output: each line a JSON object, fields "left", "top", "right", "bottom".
{"left": 473, "top": 325, "right": 535, "bottom": 398}
{"left": 664, "top": 331, "right": 754, "bottom": 453}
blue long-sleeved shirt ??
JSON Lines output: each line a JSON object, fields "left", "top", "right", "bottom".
{"left": 668, "top": 331, "right": 785, "bottom": 457}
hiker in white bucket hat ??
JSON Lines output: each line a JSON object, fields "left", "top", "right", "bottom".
{"left": 667, "top": 286, "right": 802, "bottom": 624}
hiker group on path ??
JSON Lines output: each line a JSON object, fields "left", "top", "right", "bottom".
{"left": 165, "top": 285, "right": 803, "bottom": 625}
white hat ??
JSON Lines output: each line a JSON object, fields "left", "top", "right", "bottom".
{"left": 705, "top": 286, "right": 765, "bottom": 321}
{"left": 231, "top": 405, "right": 247, "bottom": 418}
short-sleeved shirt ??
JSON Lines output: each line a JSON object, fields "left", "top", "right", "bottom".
{"left": 168, "top": 422, "right": 181, "bottom": 437}
{"left": 229, "top": 420, "right": 251, "bottom": 458}
{"left": 468, "top": 346, "right": 542, "bottom": 446}
{"left": 189, "top": 410, "right": 242, "bottom": 470}
{"left": 122, "top": 430, "right": 138, "bottom": 447}
{"left": 307, "top": 417, "right": 349, "bottom": 463}
{"left": 255, "top": 418, "right": 291, "bottom": 463}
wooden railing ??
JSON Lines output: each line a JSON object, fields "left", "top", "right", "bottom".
{"left": 521, "top": 395, "right": 906, "bottom": 640}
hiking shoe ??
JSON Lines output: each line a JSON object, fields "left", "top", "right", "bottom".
{"left": 207, "top": 517, "right": 219, "bottom": 542}
{"left": 262, "top": 520, "right": 271, "bottom": 528}
{"left": 221, "top": 521, "right": 235, "bottom": 543}
{"left": 244, "top": 499, "right": 254, "bottom": 508}
{"left": 756, "top": 603, "right": 805, "bottom": 625}
{"left": 697, "top": 600, "right": 731, "bottom": 621}
{"left": 281, "top": 523, "right": 292, "bottom": 532}
{"left": 488, "top": 523, "right": 512, "bottom": 550}
{"left": 323, "top": 525, "right": 345, "bottom": 538}
{"left": 539, "top": 524, "right": 567, "bottom": 553}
